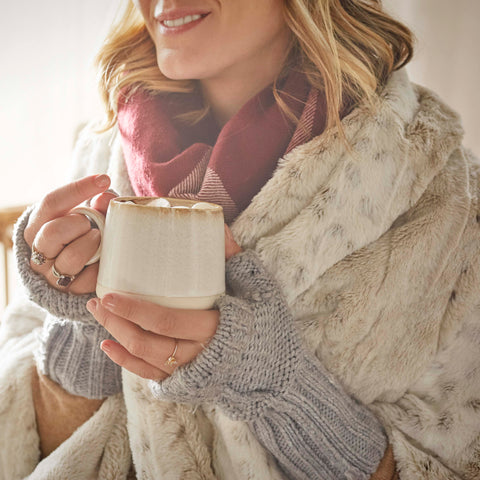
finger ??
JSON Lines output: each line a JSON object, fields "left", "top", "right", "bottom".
{"left": 41, "top": 229, "right": 101, "bottom": 292}
{"left": 30, "top": 214, "right": 93, "bottom": 272}
{"left": 54, "top": 229, "right": 101, "bottom": 275}
{"left": 89, "top": 299, "right": 203, "bottom": 370}
{"left": 24, "top": 174, "right": 110, "bottom": 245}
{"left": 101, "top": 340, "right": 169, "bottom": 381}
{"left": 68, "top": 263, "right": 99, "bottom": 295}
{"left": 224, "top": 224, "right": 242, "bottom": 260}
{"left": 90, "top": 190, "right": 118, "bottom": 215}
{"left": 100, "top": 294, "right": 219, "bottom": 343}
{"left": 42, "top": 261, "right": 98, "bottom": 293}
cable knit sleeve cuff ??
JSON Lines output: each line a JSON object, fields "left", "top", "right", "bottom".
{"left": 35, "top": 315, "right": 122, "bottom": 399}
{"left": 149, "top": 292, "right": 257, "bottom": 415}
{"left": 255, "top": 352, "right": 387, "bottom": 479}
{"left": 13, "top": 205, "right": 96, "bottom": 321}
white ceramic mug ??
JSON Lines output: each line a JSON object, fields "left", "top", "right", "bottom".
{"left": 72, "top": 197, "right": 225, "bottom": 309}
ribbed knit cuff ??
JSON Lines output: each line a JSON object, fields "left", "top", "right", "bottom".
{"left": 35, "top": 315, "right": 122, "bottom": 399}
{"left": 149, "top": 293, "right": 250, "bottom": 406}
{"left": 254, "top": 351, "right": 387, "bottom": 480}
{"left": 13, "top": 206, "right": 95, "bottom": 321}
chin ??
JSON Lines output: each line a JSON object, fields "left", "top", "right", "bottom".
{"left": 157, "top": 57, "right": 200, "bottom": 81}
{"left": 158, "top": 66, "right": 187, "bottom": 80}
{"left": 156, "top": 52, "right": 217, "bottom": 81}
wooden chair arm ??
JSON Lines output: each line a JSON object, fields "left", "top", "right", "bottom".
{"left": 0, "top": 205, "right": 29, "bottom": 247}
{"left": 0, "top": 204, "right": 30, "bottom": 306}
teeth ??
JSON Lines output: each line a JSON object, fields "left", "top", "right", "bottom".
{"left": 163, "top": 14, "right": 201, "bottom": 28}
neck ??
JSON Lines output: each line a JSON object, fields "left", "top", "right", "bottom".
{"left": 200, "top": 33, "right": 291, "bottom": 128}
{"left": 200, "top": 73, "right": 278, "bottom": 128}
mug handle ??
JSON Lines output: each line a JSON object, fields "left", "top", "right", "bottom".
{"left": 69, "top": 206, "right": 105, "bottom": 265}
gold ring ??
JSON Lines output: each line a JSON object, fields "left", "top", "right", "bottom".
{"left": 51, "top": 264, "right": 76, "bottom": 288}
{"left": 31, "top": 244, "right": 53, "bottom": 266}
{"left": 165, "top": 341, "right": 179, "bottom": 366}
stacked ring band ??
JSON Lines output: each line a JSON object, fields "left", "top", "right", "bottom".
{"left": 31, "top": 244, "right": 53, "bottom": 266}
{"left": 51, "top": 264, "right": 76, "bottom": 288}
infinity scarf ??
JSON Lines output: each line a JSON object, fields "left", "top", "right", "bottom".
{"left": 117, "top": 72, "right": 327, "bottom": 223}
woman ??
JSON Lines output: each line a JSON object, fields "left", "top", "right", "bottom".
{"left": 2, "top": 0, "right": 479, "bottom": 478}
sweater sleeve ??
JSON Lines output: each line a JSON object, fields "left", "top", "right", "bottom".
{"left": 13, "top": 206, "right": 95, "bottom": 321}
{"left": 249, "top": 352, "right": 387, "bottom": 479}
{"left": 152, "top": 250, "right": 387, "bottom": 479}
{"left": 13, "top": 203, "right": 122, "bottom": 399}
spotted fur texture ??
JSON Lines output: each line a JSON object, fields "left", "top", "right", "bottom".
{"left": 2, "top": 69, "right": 480, "bottom": 479}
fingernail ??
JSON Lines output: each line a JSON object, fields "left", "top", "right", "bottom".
{"left": 101, "top": 294, "right": 116, "bottom": 309}
{"left": 105, "top": 188, "right": 119, "bottom": 196}
{"left": 86, "top": 298, "right": 98, "bottom": 313}
{"left": 94, "top": 174, "right": 110, "bottom": 188}
{"left": 101, "top": 341, "right": 111, "bottom": 354}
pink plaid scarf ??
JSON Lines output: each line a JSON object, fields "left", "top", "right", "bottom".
{"left": 118, "top": 72, "right": 327, "bottom": 223}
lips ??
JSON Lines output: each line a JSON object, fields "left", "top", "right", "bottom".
{"left": 154, "top": 5, "right": 210, "bottom": 21}
{"left": 161, "top": 14, "right": 203, "bottom": 27}
{"left": 153, "top": 6, "right": 210, "bottom": 33}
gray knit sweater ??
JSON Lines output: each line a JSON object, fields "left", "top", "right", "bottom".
{"left": 14, "top": 207, "right": 122, "bottom": 398}
{"left": 14, "top": 207, "right": 387, "bottom": 479}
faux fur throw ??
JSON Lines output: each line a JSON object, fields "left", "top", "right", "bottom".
{"left": 3, "top": 68, "right": 480, "bottom": 479}
{"left": 121, "top": 69, "right": 480, "bottom": 479}
{"left": 117, "top": 71, "right": 328, "bottom": 223}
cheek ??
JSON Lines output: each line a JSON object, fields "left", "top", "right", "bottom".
{"left": 224, "top": 2, "right": 288, "bottom": 53}
{"left": 132, "top": 0, "right": 151, "bottom": 21}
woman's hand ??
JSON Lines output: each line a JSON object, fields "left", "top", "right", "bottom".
{"left": 23, "top": 174, "right": 117, "bottom": 294}
{"left": 87, "top": 225, "right": 242, "bottom": 380}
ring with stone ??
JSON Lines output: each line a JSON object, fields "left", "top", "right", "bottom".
{"left": 51, "top": 264, "right": 76, "bottom": 288}
{"left": 31, "top": 244, "right": 53, "bottom": 266}
{"left": 165, "top": 341, "right": 179, "bottom": 366}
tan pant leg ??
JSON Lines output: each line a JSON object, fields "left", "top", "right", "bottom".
{"left": 370, "top": 445, "right": 399, "bottom": 480}
{"left": 31, "top": 367, "right": 105, "bottom": 459}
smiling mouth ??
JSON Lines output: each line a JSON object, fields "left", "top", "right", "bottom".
{"left": 161, "top": 14, "right": 206, "bottom": 28}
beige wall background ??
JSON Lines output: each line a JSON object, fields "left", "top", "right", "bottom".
{"left": 383, "top": 0, "right": 480, "bottom": 154}
{"left": 1, "top": 1, "right": 479, "bottom": 314}
{"left": 0, "top": 0, "right": 119, "bottom": 208}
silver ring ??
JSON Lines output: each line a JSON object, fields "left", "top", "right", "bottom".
{"left": 51, "top": 264, "right": 76, "bottom": 288}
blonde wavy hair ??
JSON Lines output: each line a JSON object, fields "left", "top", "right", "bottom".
{"left": 97, "top": 0, "right": 414, "bottom": 134}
